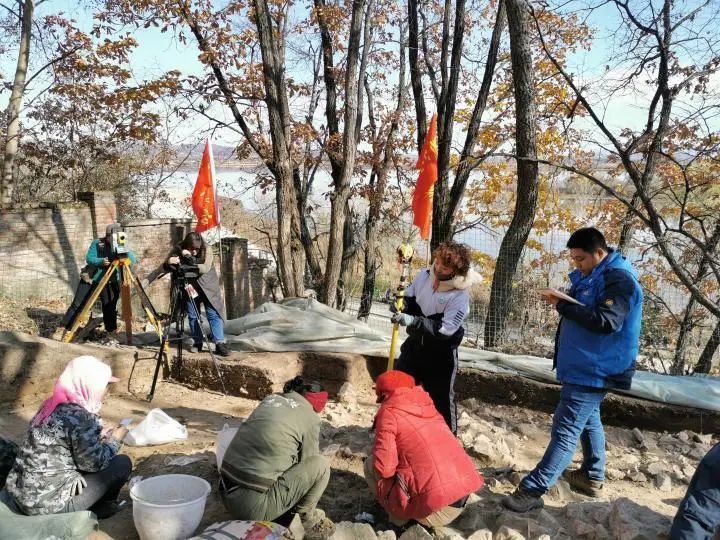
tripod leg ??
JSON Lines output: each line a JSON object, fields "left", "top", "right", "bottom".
{"left": 120, "top": 264, "right": 133, "bottom": 345}
{"left": 185, "top": 294, "right": 227, "bottom": 395}
{"left": 64, "top": 262, "right": 119, "bottom": 343}
{"left": 148, "top": 283, "right": 179, "bottom": 402}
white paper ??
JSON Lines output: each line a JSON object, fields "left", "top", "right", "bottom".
{"left": 537, "top": 288, "right": 584, "bottom": 306}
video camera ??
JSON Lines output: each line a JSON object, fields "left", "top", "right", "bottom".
{"left": 172, "top": 263, "right": 200, "bottom": 280}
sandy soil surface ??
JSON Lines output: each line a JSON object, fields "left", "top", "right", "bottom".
{"left": 2, "top": 377, "right": 712, "bottom": 539}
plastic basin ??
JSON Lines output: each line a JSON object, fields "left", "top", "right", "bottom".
{"left": 130, "top": 474, "right": 211, "bottom": 540}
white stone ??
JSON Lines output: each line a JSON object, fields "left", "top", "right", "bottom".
{"left": 608, "top": 497, "right": 671, "bottom": 540}
{"left": 377, "top": 531, "right": 396, "bottom": 540}
{"left": 655, "top": 473, "right": 672, "bottom": 492}
{"left": 330, "top": 522, "right": 377, "bottom": 540}
{"left": 693, "top": 432, "right": 712, "bottom": 445}
{"left": 336, "top": 382, "right": 356, "bottom": 404}
{"left": 398, "top": 524, "right": 432, "bottom": 540}
{"left": 466, "top": 529, "right": 492, "bottom": 540}
{"left": 494, "top": 526, "right": 526, "bottom": 540}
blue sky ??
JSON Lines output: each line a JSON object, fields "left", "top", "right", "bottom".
{"left": 2, "top": 0, "right": 716, "bottom": 150}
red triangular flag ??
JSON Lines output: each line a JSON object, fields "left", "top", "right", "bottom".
{"left": 412, "top": 114, "right": 438, "bottom": 240}
{"left": 191, "top": 139, "right": 219, "bottom": 233}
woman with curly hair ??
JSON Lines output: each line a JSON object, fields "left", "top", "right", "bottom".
{"left": 390, "top": 241, "right": 480, "bottom": 433}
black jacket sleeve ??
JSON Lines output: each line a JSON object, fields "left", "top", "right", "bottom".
{"left": 400, "top": 296, "right": 449, "bottom": 338}
{"left": 556, "top": 268, "right": 636, "bottom": 334}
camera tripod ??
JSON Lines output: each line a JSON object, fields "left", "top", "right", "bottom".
{"left": 63, "top": 256, "right": 163, "bottom": 345}
{"left": 148, "top": 269, "right": 227, "bottom": 402}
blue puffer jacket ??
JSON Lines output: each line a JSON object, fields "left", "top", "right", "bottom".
{"left": 554, "top": 248, "right": 643, "bottom": 390}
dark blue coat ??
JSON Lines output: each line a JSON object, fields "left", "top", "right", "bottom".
{"left": 554, "top": 248, "right": 643, "bottom": 390}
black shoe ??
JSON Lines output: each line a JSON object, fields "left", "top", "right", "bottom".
{"left": 92, "top": 499, "right": 125, "bottom": 519}
{"left": 215, "top": 342, "right": 231, "bottom": 357}
{"left": 501, "top": 486, "right": 544, "bottom": 512}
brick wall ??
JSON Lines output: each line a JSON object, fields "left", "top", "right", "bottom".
{"left": 0, "top": 200, "right": 96, "bottom": 301}
{"left": 0, "top": 192, "right": 268, "bottom": 321}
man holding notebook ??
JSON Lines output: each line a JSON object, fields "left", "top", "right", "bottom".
{"left": 503, "top": 227, "right": 643, "bottom": 512}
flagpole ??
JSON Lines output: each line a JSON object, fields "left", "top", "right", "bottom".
{"left": 207, "top": 137, "right": 225, "bottom": 300}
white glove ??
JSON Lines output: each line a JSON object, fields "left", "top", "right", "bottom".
{"left": 71, "top": 476, "right": 87, "bottom": 496}
{"left": 168, "top": 256, "right": 180, "bottom": 265}
{"left": 181, "top": 249, "right": 192, "bottom": 258}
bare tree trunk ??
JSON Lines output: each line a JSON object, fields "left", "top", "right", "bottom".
{"left": 431, "top": 0, "right": 467, "bottom": 249}
{"left": 337, "top": 204, "right": 359, "bottom": 311}
{"left": 695, "top": 317, "right": 720, "bottom": 374}
{"left": 358, "top": 23, "right": 406, "bottom": 320}
{"left": 484, "top": 0, "right": 538, "bottom": 348}
{"left": 321, "top": 0, "right": 366, "bottom": 308}
{"left": 407, "top": 0, "right": 427, "bottom": 153}
{"left": 670, "top": 222, "right": 720, "bottom": 373}
{"left": 2, "top": 0, "right": 34, "bottom": 204}
{"left": 293, "top": 169, "right": 323, "bottom": 288}
{"left": 253, "top": 0, "right": 303, "bottom": 297}
{"left": 446, "top": 2, "right": 505, "bottom": 231}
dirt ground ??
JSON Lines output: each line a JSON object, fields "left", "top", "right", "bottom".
{"left": 2, "top": 372, "right": 711, "bottom": 540}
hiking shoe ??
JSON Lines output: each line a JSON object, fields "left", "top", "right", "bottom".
{"left": 215, "top": 342, "right": 231, "bottom": 357}
{"left": 188, "top": 342, "right": 202, "bottom": 353}
{"left": 501, "top": 486, "right": 544, "bottom": 512}
{"left": 563, "top": 468, "right": 603, "bottom": 497}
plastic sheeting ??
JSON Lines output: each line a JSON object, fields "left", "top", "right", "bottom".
{"left": 143, "top": 297, "right": 720, "bottom": 412}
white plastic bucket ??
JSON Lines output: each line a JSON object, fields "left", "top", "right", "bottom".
{"left": 130, "top": 474, "right": 211, "bottom": 540}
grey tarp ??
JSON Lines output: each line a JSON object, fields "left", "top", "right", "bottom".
{"left": 136, "top": 297, "right": 720, "bottom": 413}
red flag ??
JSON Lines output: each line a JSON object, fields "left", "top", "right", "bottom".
{"left": 191, "top": 139, "right": 219, "bottom": 233}
{"left": 412, "top": 114, "right": 438, "bottom": 240}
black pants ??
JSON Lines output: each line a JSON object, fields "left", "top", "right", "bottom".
{"left": 62, "top": 455, "right": 132, "bottom": 514}
{"left": 62, "top": 279, "right": 119, "bottom": 332}
{"left": 62, "top": 281, "right": 95, "bottom": 329}
{"left": 100, "top": 281, "right": 120, "bottom": 332}
{"left": 396, "top": 336, "right": 459, "bottom": 434}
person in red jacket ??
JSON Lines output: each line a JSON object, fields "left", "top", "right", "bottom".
{"left": 364, "top": 370, "right": 483, "bottom": 528}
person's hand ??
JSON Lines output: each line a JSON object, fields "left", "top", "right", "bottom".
{"left": 389, "top": 300, "right": 400, "bottom": 314}
{"left": 391, "top": 313, "right": 415, "bottom": 326}
{"left": 111, "top": 426, "right": 129, "bottom": 441}
{"left": 71, "top": 476, "right": 87, "bottom": 496}
{"left": 168, "top": 256, "right": 180, "bottom": 265}
{"left": 181, "top": 249, "right": 192, "bottom": 258}
{"left": 102, "top": 257, "right": 110, "bottom": 267}
{"left": 540, "top": 292, "right": 560, "bottom": 307}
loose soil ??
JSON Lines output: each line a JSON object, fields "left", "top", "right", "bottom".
{"left": 2, "top": 374, "right": 710, "bottom": 539}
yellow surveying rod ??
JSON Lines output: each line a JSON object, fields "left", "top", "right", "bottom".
{"left": 387, "top": 244, "right": 415, "bottom": 371}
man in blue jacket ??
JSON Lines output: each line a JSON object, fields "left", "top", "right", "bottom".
{"left": 502, "top": 227, "right": 643, "bottom": 512}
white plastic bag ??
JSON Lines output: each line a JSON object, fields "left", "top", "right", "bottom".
{"left": 124, "top": 409, "right": 188, "bottom": 446}
{"left": 215, "top": 424, "right": 239, "bottom": 469}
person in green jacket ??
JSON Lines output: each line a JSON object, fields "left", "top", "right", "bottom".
{"left": 62, "top": 223, "right": 137, "bottom": 334}
{"left": 220, "top": 377, "right": 334, "bottom": 537}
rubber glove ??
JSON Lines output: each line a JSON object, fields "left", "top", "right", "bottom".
{"left": 391, "top": 313, "right": 415, "bottom": 326}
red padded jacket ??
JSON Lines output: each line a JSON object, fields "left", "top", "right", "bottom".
{"left": 371, "top": 386, "right": 483, "bottom": 520}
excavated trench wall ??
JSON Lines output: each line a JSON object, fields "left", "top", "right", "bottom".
{"left": 1, "top": 331, "right": 718, "bottom": 433}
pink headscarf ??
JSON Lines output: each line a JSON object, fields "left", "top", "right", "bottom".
{"left": 32, "top": 356, "right": 119, "bottom": 427}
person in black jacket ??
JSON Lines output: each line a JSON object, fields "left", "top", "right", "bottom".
{"left": 165, "top": 232, "right": 229, "bottom": 356}
{"left": 390, "top": 241, "right": 480, "bottom": 433}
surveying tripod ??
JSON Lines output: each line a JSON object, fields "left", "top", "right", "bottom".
{"left": 63, "top": 257, "right": 163, "bottom": 345}
{"left": 148, "top": 267, "right": 227, "bottom": 402}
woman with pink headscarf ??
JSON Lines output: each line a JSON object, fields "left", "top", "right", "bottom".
{"left": 4, "top": 356, "right": 131, "bottom": 518}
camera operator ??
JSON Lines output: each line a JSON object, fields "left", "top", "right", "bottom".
{"left": 164, "top": 232, "right": 230, "bottom": 356}
{"left": 62, "top": 223, "right": 137, "bottom": 336}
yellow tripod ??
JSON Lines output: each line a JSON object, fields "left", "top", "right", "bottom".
{"left": 387, "top": 244, "right": 415, "bottom": 370}
{"left": 63, "top": 257, "right": 163, "bottom": 345}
